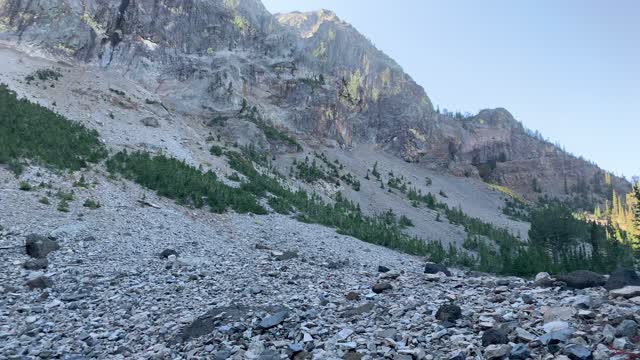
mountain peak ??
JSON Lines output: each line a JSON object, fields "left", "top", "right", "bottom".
{"left": 275, "top": 9, "right": 344, "bottom": 38}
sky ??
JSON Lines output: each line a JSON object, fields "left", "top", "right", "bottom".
{"left": 262, "top": 0, "right": 639, "bottom": 179}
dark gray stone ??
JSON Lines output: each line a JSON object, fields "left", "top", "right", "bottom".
{"left": 378, "top": 265, "right": 390, "bottom": 273}
{"left": 605, "top": 268, "right": 640, "bottom": 290}
{"left": 563, "top": 344, "right": 593, "bottom": 360}
{"left": 424, "top": 263, "right": 451, "bottom": 276}
{"left": 259, "top": 310, "right": 288, "bottom": 329}
{"left": 160, "top": 249, "right": 178, "bottom": 259}
{"left": 482, "top": 328, "right": 508, "bottom": 347}
{"left": 615, "top": 319, "right": 638, "bottom": 338}
{"left": 372, "top": 282, "right": 392, "bottom": 294}
{"left": 174, "top": 305, "right": 251, "bottom": 342}
{"left": 341, "top": 302, "right": 375, "bottom": 318}
{"left": 435, "top": 304, "right": 462, "bottom": 322}
{"left": 23, "top": 258, "right": 48, "bottom": 270}
{"left": 556, "top": 270, "right": 606, "bottom": 289}
{"left": 345, "top": 291, "right": 360, "bottom": 301}
{"left": 509, "top": 343, "right": 531, "bottom": 359}
{"left": 25, "top": 234, "right": 60, "bottom": 258}
{"left": 26, "top": 276, "right": 52, "bottom": 289}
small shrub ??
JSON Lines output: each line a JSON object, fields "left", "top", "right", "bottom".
{"left": 439, "top": 190, "right": 448, "bottom": 198}
{"left": 57, "top": 199, "right": 70, "bottom": 212}
{"left": 227, "top": 172, "right": 241, "bottom": 182}
{"left": 210, "top": 145, "right": 223, "bottom": 156}
{"left": 39, "top": 196, "right": 50, "bottom": 205}
{"left": 83, "top": 198, "right": 101, "bottom": 209}
{"left": 56, "top": 191, "right": 74, "bottom": 201}
{"left": 19, "top": 181, "right": 32, "bottom": 191}
{"left": 399, "top": 215, "right": 414, "bottom": 227}
{"left": 25, "top": 68, "right": 62, "bottom": 84}
{"left": 73, "top": 175, "right": 89, "bottom": 188}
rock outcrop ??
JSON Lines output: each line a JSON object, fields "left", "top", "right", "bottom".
{"left": 0, "top": 0, "right": 630, "bottom": 202}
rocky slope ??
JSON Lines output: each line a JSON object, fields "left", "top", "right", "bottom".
{"left": 1, "top": 168, "right": 639, "bottom": 359}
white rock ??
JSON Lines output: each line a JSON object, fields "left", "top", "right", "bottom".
{"left": 609, "top": 286, "right": 640, "bottom": 298}
{"left": 535, "top": 272, "right": 551, "bottom": 281}
{"left": 484, "top": 344, "right": 511, "bottom": 359}
{"left": 336, "top": 328, "right": 354, "bottom": 341}
{"left": 543, "top": 321, "right": 570, "bottom": 333}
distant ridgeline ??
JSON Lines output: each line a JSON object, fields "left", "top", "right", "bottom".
{"left": 1, "top": 76, "right": 639, "bottom": 276}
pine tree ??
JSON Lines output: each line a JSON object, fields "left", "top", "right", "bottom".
{"left": 634, "top": 184, "right": 640, "bottom": 225}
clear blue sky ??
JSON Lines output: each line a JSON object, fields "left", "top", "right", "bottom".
{"left": 263, "top": 0, "right": 639, "bottom": 179}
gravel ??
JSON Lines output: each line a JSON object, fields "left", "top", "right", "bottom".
{"left": 1, "top": 168, "right": 639, "bottom": 359}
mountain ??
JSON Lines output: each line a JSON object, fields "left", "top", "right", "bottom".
{"left": 1, "top": 1, "right": 639, "bottom": 359}
{"left": 0, "top": 0, "right": 630, "bottom": 201}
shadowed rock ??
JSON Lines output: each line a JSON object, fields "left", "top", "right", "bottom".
{"left": 25, "top": 234, "right": 60, "bottom": 258}
{"left": 556, "top": 270, "right": 605, "bottom": 289}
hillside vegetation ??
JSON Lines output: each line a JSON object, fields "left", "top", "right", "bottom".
{"left": 0, "top": 84, "right": 107, "bottom": 174}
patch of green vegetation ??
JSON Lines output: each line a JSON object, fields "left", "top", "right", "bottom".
{"left": 56, "top": 191, "right": 75, "bottom": 201}
{"left": 208, "top": 116, "right": 228, "bottom": 127}
{"left": 210, "top": 145, "right": 224, "bottom": 156}
{"left": 57, "top": 199, "right": 70, "bottom": 212}
{"left": 73, "top": 175, "right": 90, "bottom": 188}
{"left": 488, "top": 183, "right": 522, "bottom": 202}
{"left": 83, "top": 198, "right": 101, "bottom": 209}
{"left": 39, "top": 196, "right": 50, "bottom": 205}
{"left": 106, "top": 150, "right": 266, "bottom": 214}
{"left": 25, "top": 68, "right": 62, "bottom": 84}
{"left": 0, "top": 84, "right": 107, "bottom": 174}
{"left": 258, "top": 123, "right": 301, "bottom": 150}
{"left": 290, "top": 152, "right": 361, "bottom": 191}
{"left": 19, "top": 181, "right": 32, "bottom": 191}
{"left": 399, "top": 215, "right": 414, "bottom": 228}
{"left": 238, "top": 101, "right": 302, "bottom": 151}
{"left": 109, "top": 88, "right": 126, "bottom": 96}
{"left": 502, "top": 198, "right": 530, "bottom": 222}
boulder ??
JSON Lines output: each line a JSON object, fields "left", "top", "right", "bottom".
{"left": 23, "top": 258, "right": 48, "bottom": 270}
{"left": 534, "top": 272, "right": 556, "bottom": 287}
{"left": 140, "top": 117, "right": 160, "bottom": 127}
{"left": 273, "top": 250, "right": 298, "bottom": 261}
{"left": 258, "top": 310, "right": 288, "bottom": 329}
{"left": 345, "top": 291, "right": 360, "bottom": 301}
{"left": 26, "top": 275, "right": 52, "bottom": 289}
{"left": 25, "top": 234, "right": 60, "bottom": 258}
{"left": 509, "top": 343, "right": 531, "bottom": 360}
{"left": 378, "top": 265, "right": 390, "bottom": 273}
{"left": 372, "top": 282, "right": 393, "bottom": 294}
{"left": 609, "top": 286, "right": 640, "bottom": 298}
{"left": 484, "top": 344, "right": 511, "bottom": 359}
{"left": 481, "top": 328, "right": 508, "bottom": 347}
{"left": 556, "top": 270, "right": 606, "bottom": 289}
{"left": 614, "top": 319, "right": 637, "bottom": 338}
{"left": 543, "top": 307, "right": 575, "bottom": 323}
{"left": 424, "top": 263, "right": 451, "bottom": 276}
{"left": 563, "top": 344, "right": 593, "bottom": 360}
{"left": 604, "top": 268, "right": 640, "bottom": 290}
{"left": 160, "top": 249, "right": 178, "bottom": 259}
{"left": 435, "top": 304, "right": 462, "bottom": 322}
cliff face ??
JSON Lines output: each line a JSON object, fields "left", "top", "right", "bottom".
{"left": 0, "top": 0, "right": 630, "bottom": 202}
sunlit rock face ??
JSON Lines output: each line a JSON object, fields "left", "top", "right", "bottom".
{"left": 0, "top": 0, "right": 629, "bottom": 200}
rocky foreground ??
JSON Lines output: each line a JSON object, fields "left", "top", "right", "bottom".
{"left": 0, "top": 171, "right": 639, "bottom": 360}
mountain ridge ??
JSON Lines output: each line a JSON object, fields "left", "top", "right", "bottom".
{"left": 0, "top": 0, "right": 631, "bottom": 214}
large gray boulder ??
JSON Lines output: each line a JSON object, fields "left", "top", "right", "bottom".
{"left": 556, "top": 270, "right": 606, "bottom": 289}
{"left": 25, "top": 234, "right": 60, "bottom": 259}
{"left": 605, "top": 268, "right": 640, "bottom": 290}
